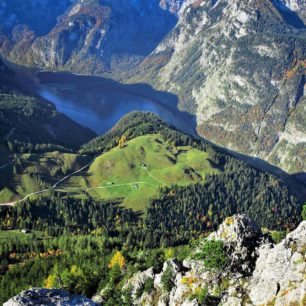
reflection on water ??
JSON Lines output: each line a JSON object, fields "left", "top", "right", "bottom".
{"left": 33, "top": 72, "right": 197, "bottom": 136}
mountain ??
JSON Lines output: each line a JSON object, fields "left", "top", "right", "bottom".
{"left": 0, "top": 0, "right": 304, "bottom": 176}
{"left": 0, "top": 0, "right": 178, "bottom": 74}
{"left": 93, "top": 215, "right": 306, "bottom": 306}
{"left": 0, "top": 59, "right": 96, "bottom": 149}
{"left": 135, "top": 0, "right": 306, "bottom": 175}
{"left": 4, "top": 215, "right": 306, "bottom": 306}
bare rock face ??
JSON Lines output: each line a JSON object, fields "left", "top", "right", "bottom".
{"left": 0, "top": 0, "right": 178, "bottom": 74}
{"left": 3, "top": 288, "right": 98, "bottom": 306}
{"left": 117, "top": 215, "right": 268, "bottom": 305}
{"left": 116, "top": 216, "right": 305, "bottom": 306}
{"left": 208, "top": 215, "right": 270, "bottom": 275}
{"left": 142, "top": 0, "right": 306, "bottom": 175}
{"left": 248, "top": 221, "right": 306, "bottom": 306}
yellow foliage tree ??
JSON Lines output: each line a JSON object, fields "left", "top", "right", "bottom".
{"left": 108, "top": 251, "right": 126, "bottom": 269}
{"left": 44, "top": 273, "right": 56, "bottom": 289}
{"left": 164, "top": 248, "right": 175, "bottom": 260}
{"left": 118, "top": 135, "right": 127, "bottom": 148}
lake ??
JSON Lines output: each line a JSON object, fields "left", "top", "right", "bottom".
{"left": 21, "top": 71, "right": 197, "bottom": 136}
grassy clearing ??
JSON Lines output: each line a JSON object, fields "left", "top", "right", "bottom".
{"left": 0, "top": 188, "right": 15, "bottom": 202}
{"left": 0, "top": 230, "right": 45, "bottom": 241}
{"left": 0, "top": 134, "right": 219, "bottom": 210}
{"left": 0, "top": 151, "right": 91, "bottom": 202}
{"left": 86, "top": 134, "right": 219, "bottom": 210}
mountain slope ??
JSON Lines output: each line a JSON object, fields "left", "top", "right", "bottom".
{"left": 0, "top": 0, "right": 305, "bottom": 175}
{"left": 0, "top": 0, "right": 178, "bottom": 74}
{"left": 132, "top": 0, "right": 306, "bottom": 175}
{"left": 0, "top": 59, "right": 95, "bottom": 149}
{"left": 0, "top": 113, "right": 303, "bottom": 225}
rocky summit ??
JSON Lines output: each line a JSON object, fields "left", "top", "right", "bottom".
{"left": 3, "top": 288, "right": 98, "bottom": 306}
{"left": 3, "top": 216, "right": 306, "bottom": 305}
{"left": 90, "top": 215, "right": 305, "bottom": 306}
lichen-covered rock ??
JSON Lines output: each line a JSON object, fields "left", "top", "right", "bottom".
{"left": 124, "top": 267, "right": 155, "bottom": 300}
{"left": 3, "top": 288, "right": 98, "bottom": 306}
{"left": 120, "top": 216, "right": 305, "bottom": 306}
{"left": 248, "top": 221, "right": 306, "bottom": 306}
{"left": 208, "top": 215, "right": 270, "bottom": 275}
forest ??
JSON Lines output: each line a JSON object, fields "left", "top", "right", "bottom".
{"left": 0, "top": 112, "right": 304, "bottom": 304}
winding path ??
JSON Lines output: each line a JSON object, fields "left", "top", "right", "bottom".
{"left": 86, "top": 181, "right": 158, "bottom": 192}
{"left": 142, "top": 167, "right": 166, "bottom": 186}
{"left": 0, "top": 157, "right": 96, "bottom": 207}
{"left": 0, "top": 159, "right": 167, "bottom": 207}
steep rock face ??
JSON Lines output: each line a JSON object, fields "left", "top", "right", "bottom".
{"left": 3, "top": 288, "right": 98, "bottom": 306}
{"left": 249, "top": 221, "right": 306, "bottom": 305}
{"left": 141, "top": 0, "right": 306, "bottom": 175}
{"left": 207, "top": 215, "right": 269, "bottom": 275}
{"left": 0, "top": 0, "right": 178, "bottom": 74}
{"left": 112, "top": 215, "right": 306, "bottom": 306}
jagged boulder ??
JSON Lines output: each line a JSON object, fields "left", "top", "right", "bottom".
{"left": 123, "top": 215, "right": 269, "bottom": 306}
{"left": 3, "top": 288, "right": 98, "bottom": 306}
{"left": 248, "top": 221, "right": 306, "bottom": 306}
{"left": 124, "top": 267, "right": 155, "bottom": 300}
{"left": 208, "top": 215, "right": 270, "bottom": 275}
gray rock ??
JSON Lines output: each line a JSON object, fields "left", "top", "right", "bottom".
{"left": 208, "top": 215, "right": 269, "bottom": 275}
{"left": 4, "top": 288, "right": 99, "bottom": 306}
{"left": 249, "top": 221, "right": 306, "bottom": 305}
{"left": 124, "top": 267, "right": 155, "bottom": 300}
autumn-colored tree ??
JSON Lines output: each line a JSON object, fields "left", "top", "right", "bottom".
{"left": 44, "top": 273, "right": 56, "bottom": 289}
{"left": 108, "top": 251, "right": 126, "bottom": 269}
{"left": 118, "top": 135, "right": 127, "bottom": 148}
{"left": 164, "top": 247, "right": 175, "bottom": 260}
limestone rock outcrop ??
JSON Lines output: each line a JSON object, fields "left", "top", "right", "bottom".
{"left": 3, "top": 288, "right": 98, "bottom": 306}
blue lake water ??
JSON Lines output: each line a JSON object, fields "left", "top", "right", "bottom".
{"left": 31, "top": 71, "right": 197, "bottom": 136}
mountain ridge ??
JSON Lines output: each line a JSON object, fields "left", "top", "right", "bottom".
{"left": 1, "top": 0, "right": 305, "bottom": 175}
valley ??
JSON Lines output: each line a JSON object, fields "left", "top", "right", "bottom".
{"left": 0, "top": 1, "right": 305, "bottom": 305}
{"left": 15, "top": 68, "right": 197, "bottom": 135}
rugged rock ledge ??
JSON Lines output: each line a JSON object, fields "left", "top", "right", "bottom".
{"left": 3, "top": 288, "right": 98, "bottom": 306}
{"left": 4, "top": 215, "right": 306, "bottom": 305}
{"left": 106, "top": 215, "right": 305, "bottom": 306}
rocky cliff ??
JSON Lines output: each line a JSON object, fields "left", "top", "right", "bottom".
{"left": 4, "top": 215, "right": 306, "bottom": 305}
{"left": 141, "top": 0, "right": 306, "bottom": 175}
{"left": 92, "top": 215, "right": 305, "bottom": 306}
{"left": 0, "top": 0, "right": 178, "bottom": 74}
{"left": 3, "top": 288, "right": 98, "bottom": 306}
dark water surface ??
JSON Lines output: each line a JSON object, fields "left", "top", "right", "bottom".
{"left": 27, "top": 71, "right": 197, "bottom": 136}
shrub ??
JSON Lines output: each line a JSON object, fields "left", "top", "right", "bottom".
{"left": 302, "top": 204, "right": 306, "bottom": 220}
{"left": 161, "top": 266, "right": 174, "bottom": 292}
{"left": 144, "top": 277, "right": 154, "bottom": 293}
{"left": 193, "top": 240, "right": 229, "bottom": 271}
{"left": 190, "top": 286, "right": 208, "bottom": 304}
